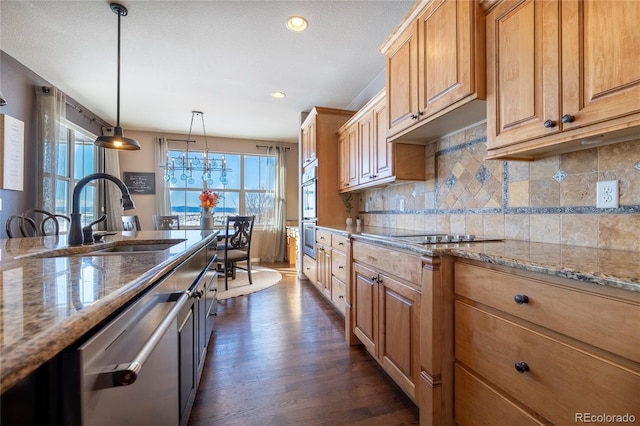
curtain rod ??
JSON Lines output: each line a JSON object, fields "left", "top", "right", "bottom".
{"left": 167, "top": 138, "right": 196, "bottom": 143}
{"left": 256, "top": 144, "right": 290, "bottom": 150}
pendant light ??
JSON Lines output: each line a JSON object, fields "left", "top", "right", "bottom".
{"left": 94, "top": 2, "right": 141, "bottom": 150}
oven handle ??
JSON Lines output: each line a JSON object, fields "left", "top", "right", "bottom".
{"left": 94, "top": 292, "right": 189, "bottom": 388}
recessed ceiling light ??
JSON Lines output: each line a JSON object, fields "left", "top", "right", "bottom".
{"left": 271, "top": 91, "right": 286, "bottom": 99}
{"left": 287, "top": 16, "right": 308, "bottom": 32}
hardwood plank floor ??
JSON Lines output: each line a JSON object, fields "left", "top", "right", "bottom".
{"left": 188, "top": 263, "right": 419, "bottom": 426}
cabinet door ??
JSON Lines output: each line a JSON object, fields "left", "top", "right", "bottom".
{"left": 418, "top": 0, "right": 478, "bottom": 119}
{"left": 346, "top": 124, "right": 359, "bottom": 188}
{"left": 352, "top": 262, "right": 379, "bottom": 357}
{"left": 331, "top": 276, "right": 347, "bottom": 315}
{"left": 386, "top": 20, "right": 419, "bottom": 137}
{"left": 302, "top": 117, "right": 317, "bottom": 166}
{"left": 358, "top": 110, "right": 375, "bottom": 183}
{"left": 561, "top": 0, "right": 640, "bottom": 131}
{"left": 302, "top": 254, "right": 317, "bottom": 283}
{"left": 372, "top": 98, "right": 392, "bottom": 180}
{"left": 338, "top": 131, "right": 348, "bottom": 190}
{"left": 316, "top": 243, "right": 332, "bottom": 298}
{"left": 487, "top": 0, "right": 561, "bottom": 150}
{"left": 378, "top": 273, "right": 421, "bottom": 400}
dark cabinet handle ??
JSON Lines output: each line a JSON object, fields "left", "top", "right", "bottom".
{"left": 338, "top": 242, "right": 344, "bottom": 246}
{"left": 418, "top": 111, "right": 424, "bottom": 116}
{"left": 371, "top": 276, "right": 378, "bottom": 282}
{"left": 411, "top": 114, "right": 418, "bottom": 120}
{"left": 514, "top": 294, "right": 529, "bottom": 304}
{"left": 514, "top": 362, "right": 530, "bottom": 373}
{"left": 543, "top": 120, "right": 557, "bottom": 128}
{"left": 339, "top": 295, "right": 344, "bottom": 299}
{"left": 338, "top": 265, "right": 344, "bottom": 269}
{"left": 561, "top": 114, "right": 575, "bottom": 123}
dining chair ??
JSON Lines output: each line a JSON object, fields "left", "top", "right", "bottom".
{"left": 121, "top": 215, "right": 141, "bottom": 231}
{"left": 217, "top": 215, "right": 255, "bottom": 291}
{"left": 152, "top": 215, "right": 180, "bottom": 230}
{"left": 6, "top": 208, "right": 70, "bottom": 238}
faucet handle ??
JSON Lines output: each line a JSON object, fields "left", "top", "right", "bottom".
{"left": 82, "top": 215, "right": 108, "bottom": 244}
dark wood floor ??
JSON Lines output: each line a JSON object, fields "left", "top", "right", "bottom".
{"left": 188, "top": 263, "right": 419, "bottom": 426}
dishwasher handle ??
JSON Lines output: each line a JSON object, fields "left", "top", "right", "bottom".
{"left": 95, "top": 292, "right": 190, "bottom": 388}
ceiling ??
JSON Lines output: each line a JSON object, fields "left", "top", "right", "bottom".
{"left": 0, "top": 0, "right": 414, "bottom": 143}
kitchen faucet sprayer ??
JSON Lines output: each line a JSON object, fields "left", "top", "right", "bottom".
{"left": 68, "top": 173, "right": 136, "bottom": 246}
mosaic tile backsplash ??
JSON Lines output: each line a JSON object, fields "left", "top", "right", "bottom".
{"left": 359, "top": 122, "right": 640, "bottom": 251}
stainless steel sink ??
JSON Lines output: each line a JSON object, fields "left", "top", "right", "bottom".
{"left": 15, "top": 239, "right": 187, "bottom": 259}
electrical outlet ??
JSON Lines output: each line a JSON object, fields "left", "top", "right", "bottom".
{"left": 596, "top": 180, "right": 619, "bottom": 208}
{"left": 399, "top": 199, "right": 405, "bottom": 211}
{"left": 0, "top": 198, "right": 2, "bottom": 212}
{"left": 365, "top": 202, "right": 369, "bottom": 213}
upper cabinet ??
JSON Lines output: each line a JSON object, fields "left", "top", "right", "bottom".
{"left": 301, "top": 117, "right": 317, "bottom": 167}
{"left": 382, "top": 0, "right": 486, "bottom": 143}
{"left": 338, "top": 90, "right": 425, "bottom": 193}
{"left": 486, "top": 0, "right": 640, "bottom": 160}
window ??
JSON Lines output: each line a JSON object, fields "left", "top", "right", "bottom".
{"left": 167, "top": 151, "right": 276, "bottom": 227}
{"left": 50, "top": 121, "right": 98, "bottom": 231}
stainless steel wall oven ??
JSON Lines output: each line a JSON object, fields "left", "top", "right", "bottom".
{"left": 301, "top": 166, "right": 317, "bottom": 259}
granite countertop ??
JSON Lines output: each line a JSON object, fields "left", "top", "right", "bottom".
{"left": 320, "top": 225, "right": 640, "bottom": 294}
{"left": 0, "top": 230, "right": 218, "bottom": 394}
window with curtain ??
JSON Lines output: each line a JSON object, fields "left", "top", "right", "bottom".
{"left": 50, "top": 121, "right": 98, "bottom": 231}
{"left": 167, "top": 150, "right": 276, "bottom": 227}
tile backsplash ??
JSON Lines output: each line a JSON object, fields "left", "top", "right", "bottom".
{"left": 359, "top": 122, "right": 640, "bottom": 251}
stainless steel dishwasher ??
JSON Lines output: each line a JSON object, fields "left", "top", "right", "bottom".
{"left": 61, "top": 269, "right": 188, "bottom": 426}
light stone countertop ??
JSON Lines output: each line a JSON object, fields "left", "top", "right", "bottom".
{"left": 322, "top": 225, "right": 640, "bottom": 293}
{"left": 0, "top": 230, "right": 218, "bottom": 394}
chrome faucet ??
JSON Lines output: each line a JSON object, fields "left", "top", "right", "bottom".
{"left": 68, "top": 173, "right": 135, "bottom": 246}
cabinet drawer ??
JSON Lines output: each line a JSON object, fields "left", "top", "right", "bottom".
{"left": 455, "top": 364, "right": 544, "bottom": 426}
{"left": 302, "top": 255, "right": 316, "bottom": 284}
{"left": 455, "top": 262, "right": 640, "bottom": 363}
{"left": 455, "top": 300, "right": 640, "bottom": 425}
{"left": 316, "top": 229, "right": 332, "bottom": 246}
{"left": 331, "top": 234, "right": 348, "bottom": 252}
{"left": 331, "top": 276, "right": 346, "bottom": 315}
{"left": 331, "top": 249, "right": 348, "bottom": 282}
{"left": 353, "top": 241, "right": 421, "bottom": 285}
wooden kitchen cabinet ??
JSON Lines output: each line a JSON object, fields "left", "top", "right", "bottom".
{"left": 486, "top": 0, "right": 640, "bottom": 160}
{"left": 338, "top": 123, "right": 358, "bottom": 191}
{"left": 453, "top": 259, "right": 640, "bottom": 424}
{"left": 300, "top": 107, "right": 354, "bottom": 225}
{"left": 301, "top": 117, "right": 316, "bottom": 167}
{"left": 315, "top": 229, "right": 332, "bottom": 299}
{"left": 338, "top": 90, "right": 425, "bottom": 192}
{"left": 302, "top": 254, "right": 317, "bottom": 284}
{"left": 352, "top": 241, "right": 422, "bottom": 401}
{"left": 382, "top": 0, "right": 486, "bottom": 142}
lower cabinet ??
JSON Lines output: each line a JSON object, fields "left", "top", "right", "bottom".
{"left": 307, "top": 229, "right": 351, "bottom": 317}
{"left": 453, "top": 259, "right": 640, "bottom": 425}
{"left": 178, "top": 298, "right": 197, "bottom": 426}
{"left": 352, "top": 242, "right": 421, "bottom": 401}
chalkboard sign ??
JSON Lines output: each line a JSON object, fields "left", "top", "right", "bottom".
{"left": 123, "top": 172, "right": 156, "bottom": 194}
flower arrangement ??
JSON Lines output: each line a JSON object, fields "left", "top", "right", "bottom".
{"left": 199, "top": 190, "right": 219, "bottom": 209}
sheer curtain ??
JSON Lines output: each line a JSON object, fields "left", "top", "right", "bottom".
{"left": 155, "top": 136, "right": 170, "bottom": 215}
{"left": 257, "top": 146, "right": 287, "bottom": 262}
{"left": 36, "top": 86, "right": 66, "bottom": 212}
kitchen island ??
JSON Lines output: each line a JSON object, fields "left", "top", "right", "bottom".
{"left": 0, "top": 230, "right": 218, "bottom": 395}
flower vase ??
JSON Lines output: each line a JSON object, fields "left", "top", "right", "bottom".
{"left": 346, "top": 217, "right": 353, "bottom": 227}
{"left": 200, "top": 207, "right": 214, "bottom": 230}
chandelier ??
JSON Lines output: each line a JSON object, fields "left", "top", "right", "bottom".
{"left": 160, "top": 111, "right": 229, "bottom": 185}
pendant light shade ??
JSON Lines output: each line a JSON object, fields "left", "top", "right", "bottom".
{"left": 95, "top": 2, "right": 140, "bottom": 150}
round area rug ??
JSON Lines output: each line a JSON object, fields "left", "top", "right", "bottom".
{"left": 217, "top": 266, "right": 282, "bottom": 299}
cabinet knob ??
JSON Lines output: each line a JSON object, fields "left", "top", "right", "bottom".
{"left": 514, "top": 362, "right": 530, "bottom": 373}
{"left": 418, "top": 111, "right": 424, "bottom": 116}
{"left": 561, "top": 114, "right": 575, "bottom": 123}
{"left": 371, "top": 276, "right": 378, "bottom": 283}
{"left": 339, "top": 295, "right": 344, "bottom": 299}
{"left": 411, "top": 114, "right": 419, "bottom": 120}
{"left": 543, "top": 120, "right": 557, "bottom": 128}
{"left": 514, "top": 294, "right": 529, "bottom": 304}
